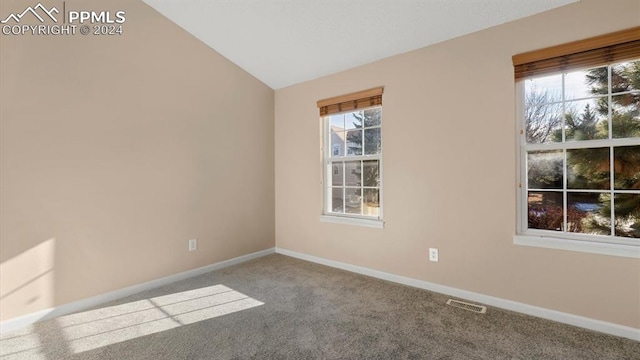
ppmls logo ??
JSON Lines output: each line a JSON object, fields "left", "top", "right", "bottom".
{"left": 0, "top": 3, "right": 59, "bottom": 23}
{"left": 1, "top": 2, "right": 126, "bottom": 36}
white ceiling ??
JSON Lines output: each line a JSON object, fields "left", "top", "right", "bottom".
{"left": 142, "top": 0, "right": 577, "bottom": 89}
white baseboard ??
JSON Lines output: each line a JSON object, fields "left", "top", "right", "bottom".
{"left": 0, "top": 247, "right": 275, "bottom": 335}
{"left": 275, "top": 247, "right": 640, "bottom": 341}
{"left": 4, "top": 246, "right": 637, "bottom": 341}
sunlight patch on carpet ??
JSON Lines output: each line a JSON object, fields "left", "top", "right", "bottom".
{"left": 0, "top": 285, "right": 263, "bottom": 358}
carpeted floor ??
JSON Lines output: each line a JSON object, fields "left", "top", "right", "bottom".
{"left": 1, "top": 254, "right": 639, "bottom": 359}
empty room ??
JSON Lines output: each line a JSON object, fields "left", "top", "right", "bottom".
{"left": 0, "top": 0, "right": 639, "bottom": 359}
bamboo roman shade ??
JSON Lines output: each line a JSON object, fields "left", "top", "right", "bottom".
{"left": 512, "top": 26, "right": 640, "bottom": 80}
{"left": 317, "top": 87, "right": 383, "bottom": 116}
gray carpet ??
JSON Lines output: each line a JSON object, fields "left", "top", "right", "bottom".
{"left": 1, "top": 254, "right": 639, "bottom": 359}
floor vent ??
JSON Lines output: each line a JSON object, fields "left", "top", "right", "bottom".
{"left": 446, "top": 299, "right": 487, "bottom": 314}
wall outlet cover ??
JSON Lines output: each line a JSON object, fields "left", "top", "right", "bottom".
{"left": 429, "top": 248, "right": 439, "bottom": 262}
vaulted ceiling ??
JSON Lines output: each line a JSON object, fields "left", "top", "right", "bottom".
{"left": 142, "top": 0, "right": 578, "bottom": 89}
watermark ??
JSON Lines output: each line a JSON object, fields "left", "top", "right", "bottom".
{"left": 1, "top": 2, "right": 126, "bottom": 36}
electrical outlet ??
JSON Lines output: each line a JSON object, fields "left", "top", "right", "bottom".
{"left": 429, "top": 248, "right": 439, "bottom": 262}
{"left": 188, "top": 239, "right": 197, "bottom": 252}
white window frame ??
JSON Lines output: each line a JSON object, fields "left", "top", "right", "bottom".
{"left": 514, "top": 63, "right": 640, "bottom": 258}
{"left": 321, "top": 106, "right": 384, "bottom": 229}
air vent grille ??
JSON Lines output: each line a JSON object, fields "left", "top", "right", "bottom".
{"left": 446, "top": 299, "right": 487, "bottom": 314}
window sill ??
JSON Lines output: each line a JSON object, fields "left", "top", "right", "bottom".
{"left": 320, "top": 215, "right": 384, "bottom": 229}
{"left": 514, "top": 234, "right": 640, "bottom": 258}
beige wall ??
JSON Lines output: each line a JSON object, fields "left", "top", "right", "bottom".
{"left": 275, "top": 0, "right": 640, "bottom": 328}
{"left": 0, "top": 0, "right": 275, "bottom": 321}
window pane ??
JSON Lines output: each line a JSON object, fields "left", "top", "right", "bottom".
{"left": 564, "top": 98, "right": 608, "bottom": 141}
{"left": 567, "top": 148, "right": 610, "bottom": 190}
{"left": 345, "top": 188, "right": 362, "bottom": 215}
{"left": 612, "top": 93, "right": 640, "bottom": 138}
{"left": 363, "top": 108, "right": 381, "bottom": 127}
{"left": 345, "top": 111, "right": 360, "bottom": 130}
{"left": 324, "top": 106, "right": 382, "bottom": 220}
{"left": 526, "top": 74, "right": 562, "bottom": 98}
{"left": 330, "top": 114, "right": 345, "bottom": 130}
{"left": 331, "top": 162, "right": 343, "bottom": 186}
{"left": 565, "top": 66, "right": 607, "bottom": 99}
{"left": 614, "top": 146, "right": 640, "bottom": 190}
{"left": 525, "top": 74, "right": 563, "bottom": 144}
{"left": 612, "top": 60, "right": 640, "bottom": 93}
{"left": 330, "top": 130, "right": 345, "bottom": 157}
{"left": 567, "top": 192, "right": 611, "bottom": 235}
{"left": 614, "top": 193, "right": 640, "bottom": 238}
{"left": 520, "top": 61, "right": 640, "bottom": 240}
{"left": 363, "top": 189, "right": 380, "bottom": 217}
{"left": 527, "top": 150, "right": 562, "bottom": 189}
{"left": 528, "top": 191, "right": 563, "bottom": 231}
{"left": 345, "top": 161, "right": 361, "bottom": 186}
{"left": 364, "top": 128, "right": 381, "bottom": 155}
{"left": 525, "top": 99, "right": 563, "bottom": 144}
{"left": 330, "top": 188, "right": 344, "bottom": 213}
{"left": 346, "top": 129, "right": 362, "bottom": 156}
{"left": 363, "top": 160, "right": 380, "bottom": 187}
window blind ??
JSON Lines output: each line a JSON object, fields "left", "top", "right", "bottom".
{"left": 512, "top": 26, "right": 640, "bottom": 80}
{"left": 317, "top": 87, "right": 383, "bottom": 116}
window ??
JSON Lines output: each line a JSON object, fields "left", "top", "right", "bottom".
{"left": 332, "top": 144, "right": 340, "bottom": 156}
{"left": 317, "top": 87, "right": 383, "bottom": 227}
{"left": 513, "top": 27, "right": 640, "bottom": 257}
